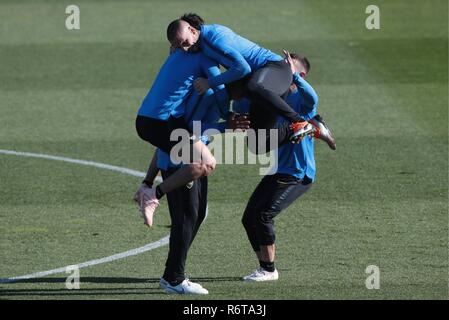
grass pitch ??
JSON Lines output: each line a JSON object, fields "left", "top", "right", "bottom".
{"left": 0, "top": 0, "right": 447, "bottom": 300}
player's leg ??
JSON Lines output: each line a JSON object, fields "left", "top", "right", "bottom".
{"left": 243, "top": 173, "right": 313, "bottom": 282}
{"left": 160, "top": 168, "right": 208, "bottom": 295}
{"left": 241, "top": 175, "right": 278, "bottom": 280}
{"left": 135, "top": 115, "right": 216, "bottom": 226}
{"left": 245, "top": 60, "right": 300, "bottom": 123}
{"left": 245, "top": 60, "right": 317, "bottom": 143}
{"left": 138, "top": 141, "right": 214, "bottom": 228}
{"left": 158, "top": 138, "right": 215, "bottom": 194}
{"left": 189, "top": 175, "right": 208, "bottom": 247}
{"left": 247, "top": 101, "right": 304, "bottom": 154}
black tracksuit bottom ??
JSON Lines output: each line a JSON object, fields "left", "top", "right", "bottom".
{"left": 161, "top": 168, "right": 208, "bottom": 284}
{"left": 236, "top": 60, "right": 301, "bottom": 154}
{"left": 241, "top": 173, "right": 312, "bottom": 251}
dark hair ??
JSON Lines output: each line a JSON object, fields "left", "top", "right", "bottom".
{"left": 289, "top": 53, "right": 311, "bottom": 73}
{"left": 180, "top": 13, "right": 204, "bottom": 30}
{"left": 167, "top": 13, "right": 204, "bottom": 42}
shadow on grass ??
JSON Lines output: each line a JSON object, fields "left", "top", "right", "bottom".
{"left": 1, "top": 277, "right": 155, "bottom": 284}
{"left": 0, "top": 276, "right": 241, "bottom": 284}
{"left": 0, "top": 276, "right": 242, "bottom": 297}
{"left": 0, "top": 287, "right": 162, "bottom": 297}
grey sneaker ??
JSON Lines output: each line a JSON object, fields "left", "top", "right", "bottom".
{"left": 309, "top": 114, "right": 336, "bottom": 150}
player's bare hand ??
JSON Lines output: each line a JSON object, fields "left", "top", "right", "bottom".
{"left": 283, "top": 49, "right": 297, "bottom": 74}
{"left": 194, "top": 77, "right": 210, "bottom": 94}
{"left": 228, "top": 113, "right": 250, "bottom": 131}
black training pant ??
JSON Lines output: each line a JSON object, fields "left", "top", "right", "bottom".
{"left": 245, "top": 60, "right": 300, "bottom": 123}
{"left": 161, "top": 168, "right": 208, "bottom": 284}
{"left": 241, "top": 173, "right": 312, "bottom": 252}
{"left": 241, "top": 60, "right": 300, "bottom": 154}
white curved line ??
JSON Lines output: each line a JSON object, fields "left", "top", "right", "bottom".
{"left": 0, "top": 236, "right": 170, "bottom": 283}
{"left": 0, "top": 149, "right": 167, "bottom": 283}
{"left": 0, "top": 149, "right": 150, "bottom": 179}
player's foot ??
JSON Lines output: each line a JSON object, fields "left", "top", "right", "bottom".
{"left": 160, "top": 277, "right": 202, "bottom": 290}
{"left": 289, "top": 121, "right": 315, "bottom": 144}
{"left": 309, "top": 114, "right": 336, "bottom": 150}
{"left": 243, "top": 268, "right": 279, "bottom": 282}
{"left": 139, "top": 187, "right": 159, "bottom": 227}
{"left": 159, "top": 277, "right": 169, "bottom": 289}
{"left": 164, "top": 279, "right": 209, "bottom": 295}
{"left": 133, "top": 184, "right": 147, "bottom": 218}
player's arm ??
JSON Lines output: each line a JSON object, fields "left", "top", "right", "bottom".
{"left": 292, "top": 73, "right": 318, "bottom": 119}
{"left": 142, "top": 151, "right": 159, "bottom": 187}
{"left": 133, "top": 151, "right": 159, "bottom": 203}
{"left": 195, "top": 34, "right": 251, "bottom": 91}
{"left": 206, "top": 37, "right": 251, "bottom": 87}
{"left": 199, "top": 59, "right": 231, "bottom": 119}
{"left": 204, "top": 63, "right": 230, "bottom": 116}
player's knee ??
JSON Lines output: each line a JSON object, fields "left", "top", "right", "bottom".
{"left": 202, "top": 162, "right": 215, "bottom": 176}
{"left": 202, "top": 155, "right": 216, "bottom": 175}
{"left": 242, "top": 211, "right": 257, "bottom": 229}
{"left": 258, "top": 211, "right": 275, "bottom": 226}
{"left": 207, "top": 158, "right": 216, "bottom": 172}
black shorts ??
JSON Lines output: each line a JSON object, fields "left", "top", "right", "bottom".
{"left": 135, "top": 115, "right": 193, "bottom": 155}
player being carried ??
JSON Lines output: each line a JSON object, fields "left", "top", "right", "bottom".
{"left": 136, "top": 13, "right": 335, "bottom": 226}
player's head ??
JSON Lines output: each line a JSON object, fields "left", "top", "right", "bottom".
{"left": 289, "top": 53, "right": 310, "bottom": 79}
{"left": 167, "top": 13, "right": 204, "bottom": 52}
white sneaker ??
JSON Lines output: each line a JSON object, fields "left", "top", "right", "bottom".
{"left": 159, "top": 277, "right": 169, "bottom": 289}
{"left": 164, "top": 279, "right": 209, "bottom": 295}
{"left": 243, "top": 268, "right": 279, "bottom": 282}
{"left": 138, "top": 187, "right": 159, "bottom": 227}
{"left": 159, "top": 277, "right": 200, "bottom": 290}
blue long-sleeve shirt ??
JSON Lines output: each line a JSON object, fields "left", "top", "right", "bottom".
{"left": 199, "top": 24, "right": 282, "bottom": 87}
{"left": 138, "top": 49, "right": 225, "bottom": 120}
{"left": 232, "top": 74, "right": 318, "bottom": 180}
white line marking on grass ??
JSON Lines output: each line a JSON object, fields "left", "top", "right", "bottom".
{"left": 0, "top": 236, "right": 170, "bottom": 283}
{"left": 0, "top": 149, "right": 168, "bottom": 283}
{"left": 0, "top": 149, "right": 151, "bottom": 179}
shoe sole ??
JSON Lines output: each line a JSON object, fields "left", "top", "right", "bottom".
{"left": 290, "top": 125, "right": 315, "bottom": 143}
{"left": 243, "top": 277, "right": 279, "bottom": 282}
{"left": 164, "top": 287, "right": 209, "bottom": 295}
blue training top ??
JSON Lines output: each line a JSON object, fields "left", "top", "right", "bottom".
{"left": 199, "top": 24, "right": 282, "bottom": 87}
{"left": 138, "top": 49, "right": 223, "bottom": 120}
{"left": 233, "top": 73, "right": 318, "bottom": 181}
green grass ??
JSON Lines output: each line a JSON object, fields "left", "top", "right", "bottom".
{"left": 0, "top": 0, "right": 447, "bottom": 299}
